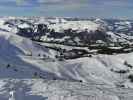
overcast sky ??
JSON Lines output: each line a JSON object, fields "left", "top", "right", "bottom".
{"left": 0, "top": 0, "right": 133, "bottom": 18}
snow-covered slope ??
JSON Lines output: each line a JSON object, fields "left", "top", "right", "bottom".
{"left": 0, "top": 17, "right": 133, "bottom": 100}
{"left": 48, "top": 21, "right": 99, "bottom": 32}
{"left": 0, "top": 30, "right": 59, "bottom": 79}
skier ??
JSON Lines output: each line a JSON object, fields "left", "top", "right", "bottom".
{"left": 9, "top": 90, "right": 15, "bottom": 100}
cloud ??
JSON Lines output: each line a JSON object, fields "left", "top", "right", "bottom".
{"left": 38, "top": 0, "right": 88, "bottom": 10}
{"left": 0, "top": 0, "right": 87, "bottom": 8}
{"left": 37, "top": 0, "right": 87, "bottom": 5}
{"left": 38, "top": 0, "right": 62, "bottom": 3}
{"left": 0, "top": 0, "right": 133, "bottom": 18}
{"left": 92, "top": 0, "right": 133, "bottom": 7}
{"left": 0, "top": 0, "right": 132, "bottom": 8}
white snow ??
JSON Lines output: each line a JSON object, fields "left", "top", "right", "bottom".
{"left": 48, "top": 21, "right": 99, "bottom": 32}
{"left": 0, "top": 17, "right": 133, "bottom": 100}
{"left": 18, "top": 23, "right": 30, "bottom": 29}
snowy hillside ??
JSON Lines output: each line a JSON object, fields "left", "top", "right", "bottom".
{"left": 48, "top": 21, "right": 99, "bottom": 33}
{"left": 0, "top": 17, "right": 133, "bottom": 100}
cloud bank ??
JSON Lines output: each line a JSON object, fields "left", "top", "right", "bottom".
{"left": 0, "top": 0, "right": 133, "bottom": 18}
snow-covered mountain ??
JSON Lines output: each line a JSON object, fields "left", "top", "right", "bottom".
{"left": 0, "top": 17, "right": 133, "bottom": 100}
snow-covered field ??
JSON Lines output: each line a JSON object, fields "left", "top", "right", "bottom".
{"left": 0, "top": 17, "right": 133, "bottom": 100}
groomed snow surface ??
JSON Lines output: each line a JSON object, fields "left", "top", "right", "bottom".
{"left": 0, "top": 18, "right": 133, "bottom": 100}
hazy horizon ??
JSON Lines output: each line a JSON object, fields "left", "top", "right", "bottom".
{"left": 0, "top": 0, "right": 133, "bottom": 19}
